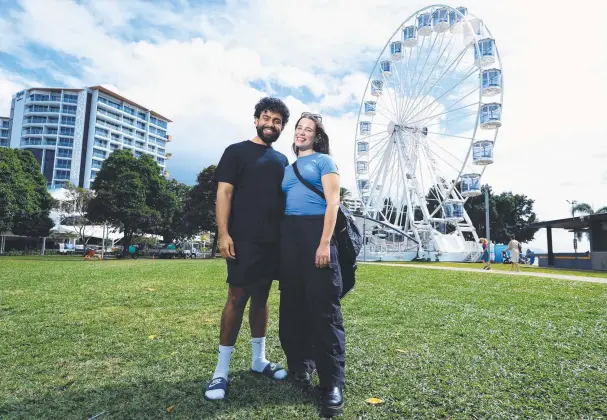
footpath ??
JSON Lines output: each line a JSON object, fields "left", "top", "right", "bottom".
{"left": 361, "top": 262, "right": 607, "bottom": 285}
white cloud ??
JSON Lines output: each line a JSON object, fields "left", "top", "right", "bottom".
{"left": 1, "top": 0, "right": 606, "bottom": 254}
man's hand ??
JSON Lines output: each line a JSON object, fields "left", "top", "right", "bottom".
{"left": 315, "top": 241, "right": 330, "bottom": 268}
{"left": 220, "top": 234, "right": 236, "bottom": 259}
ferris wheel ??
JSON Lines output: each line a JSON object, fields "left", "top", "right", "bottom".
{"left": 354, "top": 5, "right": 503, "bottom": 261}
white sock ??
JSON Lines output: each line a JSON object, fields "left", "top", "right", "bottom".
{"left": 213, "top": 345, "right": 234, "bottom": 379}
{"left": 205, "top": 345, "right": 233, "bottom": 400}
{"left": 251, "top": 337, "right": 287, "bottom": 379}
{"left": 251, "top": 337, "right": 268, "bottom": 370}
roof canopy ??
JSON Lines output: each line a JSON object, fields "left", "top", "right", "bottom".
{"left": 529, "top": 212, "right": 607, "bottom": 230}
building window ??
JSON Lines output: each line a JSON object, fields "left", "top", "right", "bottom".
{"left": 63, "top": 94, "right": 78, "bottom": 104}
{"left": 55, "top": 170, "right": 71, "bottom": 180}
{"left": 56, "top": 159, "right": 71, "bottom": 169}
{"left": 61, "top": 116, "right": 75, "bottom": 126}
{"left": 93, "top": 149, "right": 107, "bottom": 159}
{"left": 58, "top": 138, "right": 73, "bottom": 147}
{"left": 62, "top": 105, "right": 77, "bottom": 114}
{"left": 57, "top": 148, "right": 72, "bottom": 157}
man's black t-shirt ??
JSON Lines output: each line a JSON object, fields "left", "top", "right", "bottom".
{"left": 215, "top": 140, "right": 289, "bottom": 243}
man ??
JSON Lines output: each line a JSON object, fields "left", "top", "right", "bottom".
{"left": 204, "top": 97, "right": 291, "bottom": 401}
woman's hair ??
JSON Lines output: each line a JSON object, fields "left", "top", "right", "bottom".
{"left": 292, "top": 115, "right": 330, "bottom": 156}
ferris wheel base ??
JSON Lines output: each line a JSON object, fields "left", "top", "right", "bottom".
{"left": 358, "top": 250, "right": 480, "bottom": 263}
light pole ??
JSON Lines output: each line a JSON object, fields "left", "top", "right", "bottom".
{"left": 566, "top": 199, "right": 577, "bottom": 258}
{"left": 484, "top": 186, "right": 491, "bottom": 266}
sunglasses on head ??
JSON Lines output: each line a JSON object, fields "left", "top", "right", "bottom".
{"left": 301, "top": 112, "right": 322, "bottom": 122}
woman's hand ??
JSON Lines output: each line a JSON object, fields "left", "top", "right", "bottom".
{"left": 315, "top": 241, "right": 331, "bottom": 268}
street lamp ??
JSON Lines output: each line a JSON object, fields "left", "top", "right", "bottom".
{"left": 483, "top": 185, "right": 491, "bottom": 266}
{"left": 566, "top": 199, "right": 578, "bottom": 257}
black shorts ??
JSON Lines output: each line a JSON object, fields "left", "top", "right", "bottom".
{"left": 226, "top": 241, "right": 279, "bottom": 288}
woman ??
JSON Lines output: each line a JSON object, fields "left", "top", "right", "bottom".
{"left": 479, "top": 238, "right": 490, "bottom": 270}
{"left": 507, "top": 234, "right": 521, "bottom": 272}
{"left": 279, "top": 112, "right": 345, "bottom": 417}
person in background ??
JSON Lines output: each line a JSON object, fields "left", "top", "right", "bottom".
{"left": 279, "top": 112, "right": 346, "bottom": 417}
{"left": 479, "top": 238, "right": 490, "bottom": 270}
{"left": 507, "top": 234, "right": 521, "bottom": 272}
{"left": 204, "top": 97, "right": 290, "bottom": 401}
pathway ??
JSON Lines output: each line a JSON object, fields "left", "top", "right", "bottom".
{"left": 361, "top": 262, "right": 607, "bottom": 285}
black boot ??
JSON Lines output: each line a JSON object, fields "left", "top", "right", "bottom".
{"left": 290, "top": 370, "right": 313, "bottom": 388}
{"left": 321, "top": 386, "right": 343, "bottom": 417}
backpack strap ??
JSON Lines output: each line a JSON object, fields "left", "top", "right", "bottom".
{"left": 293, "top": 161, "right": 326, "bottom": 202}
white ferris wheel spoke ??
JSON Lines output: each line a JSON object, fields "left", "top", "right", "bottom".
{"left": 403, "top": 43, "right": 468, "bottom": 121}
{"left": 404, "top": 31, "right": 447, "bottom": 120}
{"left": 405, "top": 65, "right": 478, "bottom": 125}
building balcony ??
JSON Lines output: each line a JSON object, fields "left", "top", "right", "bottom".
{"left": 26, "top": 97, "right": 62, "bottom": 105}
{"left": 24, "top": 109, "right": 61, "bottom": 116}
{"left": 97, "top": 100, "right": 144, "bottom": 124}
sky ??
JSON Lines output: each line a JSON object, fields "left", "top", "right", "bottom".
{"left": 1, "top": 0, "right": 606, "bottom": 253}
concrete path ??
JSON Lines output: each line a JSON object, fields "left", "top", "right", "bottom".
{"left": 361, "top": 262, "right": 607, "bottom": 285}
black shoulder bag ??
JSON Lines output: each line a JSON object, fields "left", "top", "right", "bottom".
{"left": 292, "top": 161, "right": 363, "bottom": 299}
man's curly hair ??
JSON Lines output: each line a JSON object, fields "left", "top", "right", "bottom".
{"left": 254, "top": 97, "right": 290, "bottom": 127}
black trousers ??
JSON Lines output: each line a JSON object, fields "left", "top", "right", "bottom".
{"left": 278, "top": 215, "right": 346, "bottom": 388}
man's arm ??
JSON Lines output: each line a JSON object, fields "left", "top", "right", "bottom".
{"left": 216, "top": 181, "right": 235, "bottom": 259}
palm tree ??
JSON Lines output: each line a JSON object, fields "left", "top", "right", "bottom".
{"left": 340, "top": 187, "right": 352, "bottom": 203}
{"left": 571, "top": 202, "right": 607, "bottom": 241}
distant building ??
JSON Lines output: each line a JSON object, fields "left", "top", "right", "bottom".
{"left": 0, "top": 116, "right": 9, "bottom": 147}
{"left": 342, "top": 196, "right": 364, "bottom": 213}
{"left": 7, "top": 86, "right": 172, "bottom": 189}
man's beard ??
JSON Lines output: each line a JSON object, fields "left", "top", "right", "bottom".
{"left": 256, "top": 125, "right": 280, "bottom": 144}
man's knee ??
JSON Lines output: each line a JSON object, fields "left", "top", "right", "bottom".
{"left": 249, "top": 283, "right": 271, "bottom": 307}
{"left": 226, "top": 287, "right": 250, "bottom": 311}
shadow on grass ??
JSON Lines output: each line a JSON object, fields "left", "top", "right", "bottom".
{"left": 0, "top": 370, "right": 320, "bottom": 419}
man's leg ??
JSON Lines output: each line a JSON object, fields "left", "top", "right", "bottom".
{"left": 205, "top": 286, "right": 250, "bottom": 400}
{"left": 249, "top": 283, "right": 287, "bottom": 379}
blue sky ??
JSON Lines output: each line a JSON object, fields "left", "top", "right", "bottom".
{"left": 1, "top": 0, "right": 606, "bottom": 253}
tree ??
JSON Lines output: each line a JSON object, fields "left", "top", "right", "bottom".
{"left": 464, "top": 185, "right": 538, "bottom": 244}
{"left": 154, "top": 179, "right": 193, "bottom": 243}
{"left": 340, "top": 187, "right": 351, "bottom": 203}
{"left": 54, "top": 182, "right": 96, "bottom": 245}
{"left": 570, "top": 202, "right": 607, "bottom": 241}
{"left": 185, "top": 165, "right": 217, "bottom": 233}
{"left": 0, "top": 148, "right": 55, "bottom": 237}
{"left": 88, "top": 150, "right": 172, "bottom": 254}
{"left": 185, "top": 165, "right": 218, "bottom": 256}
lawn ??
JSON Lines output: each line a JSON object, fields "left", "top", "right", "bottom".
{"left": 1, "top": 257, "right": 606, "bottom": 419}
{"left": 393, "top": 260, "right": 607, "bottom": 279}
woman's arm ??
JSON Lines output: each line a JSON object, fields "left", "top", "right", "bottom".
{"left": 316, "top": 172, "right": 341, "bottom": 268}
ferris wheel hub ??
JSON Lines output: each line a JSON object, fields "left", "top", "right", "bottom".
{"left": 388, "top": 121, "right": 428, "bottom": 137}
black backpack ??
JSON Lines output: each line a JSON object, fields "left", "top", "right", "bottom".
{"left": 292, "top": 162, "right": 363, "bottom": 298}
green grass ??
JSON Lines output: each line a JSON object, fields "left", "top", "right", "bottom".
{"left": 1, "top": 257, "right": 606, "bottom": 419}
{"left": 390, "top": 260, "right": 607, "bottom": 278}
